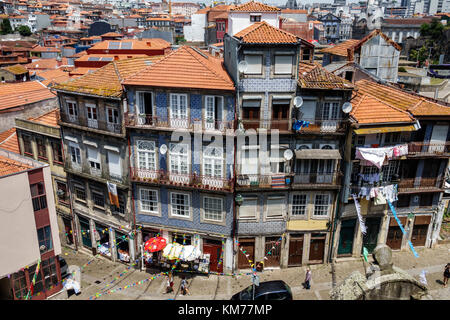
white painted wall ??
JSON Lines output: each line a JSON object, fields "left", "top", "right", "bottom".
{"left": 43, "top": 165, "right": 62, "bottom": 257}
{"left": 183, "top": 13, "right": 206, "bottom": 42}
{"left": 228, "top": 12, "right": 279, "bottom": 36}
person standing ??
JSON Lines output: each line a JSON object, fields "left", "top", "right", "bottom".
{"left": 165, "top": 271, "right": 174, "bottom": 293}
{"left": 444, "top": 263, "right": 450, "bottom": 288}
{"left": 180, "top": 275, "right": 190, "bottom": 295}
{"left": 305, "top": 267, "right": 312, "bottom": 290}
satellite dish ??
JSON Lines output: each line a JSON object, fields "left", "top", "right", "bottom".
{"left": 342, "top": 102, "right": 352, "bottom": 113}
{"left": 283, "top": 149, "right": 294, "bottom": 161}
{"left": 238, "top": 60, "right": 248, "bottom": 73}
{"left": 293, "top": 96, "right": 303, "bottom": 108}
{"left": 160, "top": 144, "right": 167, "bottom": 155}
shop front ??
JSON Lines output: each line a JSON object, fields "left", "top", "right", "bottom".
{"left": 264, "top": 236, "right": 282, "bottom": 268}
{"left": 386, "top": 216, "right": 407, "bottom": 250}
{"left": 202, "top": 239, "right": 223, "bottom": 273}
{"left": 411, "top": 215, "right": 431, "bottom": 247}
{"left": 116, "top": 231, "right": 130, "bottom": 263}
{"left": 237, "top": 238, "right": 255, "bottom": 270}
{"left": 95, "top": 222, "right": 111, "bottom": 258}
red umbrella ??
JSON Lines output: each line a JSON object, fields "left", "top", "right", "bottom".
{"left": 144, "top": 236, "right": 167, "bottom": 253}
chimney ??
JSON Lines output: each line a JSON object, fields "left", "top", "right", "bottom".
{"left": 146, "top": 41, "right": 151, "bottom": 47}
{"left": 114, "top": 55, "right": 119, "bottom": 60}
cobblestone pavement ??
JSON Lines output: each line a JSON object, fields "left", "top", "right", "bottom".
{"left": 61, "top": 243, "right": 450, "bottom": 300}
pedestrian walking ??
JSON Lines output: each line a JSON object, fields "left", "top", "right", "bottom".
{"left": 180, "top": 275, "right": 190, "bottom": 295}
{"left": 444, "top": 263, "right": 450, "bottom": 288}
{"left": 304, "top": 267, "right": 312, "bottom": 290}
{"left": 165, "top": 271, "right": 174, "bottom": 293}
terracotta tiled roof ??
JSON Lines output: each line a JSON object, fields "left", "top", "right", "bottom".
{"left": 68, "top": 67, "right": 97, "bottom": 76}
{"left": 298, "top": 62, "right": 354, "bottom": 90}
{"left": 37, "top": 68, "right": 72, "bottom": 86}
{"left": 88, "top": 39, "right": 171, "bottom": 51}
{"left": 321, "top": 29, "right": 401, "bottom": 57}
{"left": 30, "top": 45, "right": 60, "bottom": 53}
{"left": 234, "top": 21, "right": 299, "bottom": 44}
{"left": 355, "top": 79, "right": 450, "bottom": 117}
{"left": 30, "top": 108, "right": 60, "bottom": 128}
{"left": 350, "top": 93, "right": 415, "bottom": 124}
{"left": 0, "top": 128, "right": 19, "bottom": 154}
{"left": 75, "top": 54, "right": 149, "bottom": 62}
{"left": 230, "top": 1, "right": 280, "bottom": 12}
{"left": 101, "top": 32, "right": 123, "bottom": 37}
{"left": 0, "top": 81, "right": 56, "bottom": 111}
{"left": 25, "top": 58, "right": 64, "bottom": 70}
{"left": 54, "top": 56, "right": 164, "bottom": 97}
{"left": 0, "top": 154, "right": 32, "bottom": 177}
{"left": 123, "top": 46, "right": 234, "bottom": 91}
{"left": 2, "top": 64, "right": 28, "bottom": 75}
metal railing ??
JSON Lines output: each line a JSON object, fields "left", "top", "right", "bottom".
{"left": 124, "top": 113, "right": 234, "bottom": 132}
{"left": 60, "top": 112, "right": 123, "bottom": 134}
{"left": 398, "top": 177, "right": 443, "bottom": 190}
{"left": 292, "top": 172, "right": 341, "bottom": 185}
{"left": 236, "top": 174, "right": 292, "bottom": 188}
{"left": 240, "top": 118, "right": 345, "bottom": 133}
{"left": 408, "top": 142, "right": 450, "bottom": 156}
{"left": 130, "top": 167, "right": 233, "bottom": 191}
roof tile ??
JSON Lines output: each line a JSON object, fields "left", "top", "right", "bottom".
{"left": 234, "top": 21, "right": 299, "bottom": 44}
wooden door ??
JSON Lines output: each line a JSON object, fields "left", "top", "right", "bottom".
{"left": 238, "top": 239, "right": 255, "bottom": 269}
{"left": 411, "top": 224, "right": 428, "bottom": 247}
{"left": 203, "top": 240, "right": 223, "bottom": 273}
{"left": 386, "top": 226, "right": 403, "bottom": 250}
{"left": 243, "top": 107, "right": 260, "bottom": 130}
{"left": 337, "top": 219, "right": 356, "bottom": 256}
{"left": 362, "top": 217, "right": 381, "bottom": 254}
{"left": 264, "top": 237, "right": 281, "bottom": 267}
{"left": 309, "top": 234, "right": 325, "bottom": 263}
{"left": 271, "top": 104, "right": 289, "bottom": 130}
{"left": 288, "top": 235, "right": 303, "bottom": 266}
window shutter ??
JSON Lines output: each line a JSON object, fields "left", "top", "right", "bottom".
{"left": 239, "top": 199, "right": 257, "bottom": 218}
{"left": 274, "top": 55, "right": 293, "bottom": 74}
{"left": 87, "top": 146, "right": 98, "bottom": 162}
{"left": 108, "top": 151, "right": 121, "bottom": 177}
{"left": 267, "top": 197, "right": 285, "bottom": 217}
{"left": 245, "top": 55, "right": 262, "bottom": 74}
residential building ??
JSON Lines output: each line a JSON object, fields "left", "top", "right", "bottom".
{"left": 380, "top": 17, "right": 434, "bottom": 45}
{"left": 333, "top": 79, "right": 450, "bottom": 260}
{"left": 122, "top": 46, "right": 236, "bottom": 274}
{"left": 53, "top": 57, "right": 164, "bottom": 264}
{"left": 318, "top": 12, "right": 341, "bottom": 44}
{"left": 0, "top": 148, "right": 62, "bottom": 300}
{"left": 0, "top": 64, "right": 29, "bottom": 83}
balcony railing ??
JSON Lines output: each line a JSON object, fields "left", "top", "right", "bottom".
{"left": 124, "top": 113, "right": 234, "bottom": 132}
{"left": 240, "top": 118, "right": 345, "bottom": 133}
{"left": 408, "top": 142, "right": 450, "bottom": 156}
{"left": 398, "top": 177, "right": 443, "bottom": 191}
{"left": 292, "top": 172, "right": 341, "bottom": 186}
{"left": 236, "top": 174, "right": 292, "bottom": 188}
{"left": 130, "top": 167, "right": 233, "bottom": 192}
{"left": 60, "top": 113, "right": 123, "bottom": 134}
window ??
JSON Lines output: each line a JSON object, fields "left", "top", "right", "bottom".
{"left": 140, "top": 188, "right": 158, "bottom": 213}
{"left": 302, "top": 48, "right": 311, "bottom": 61}
{"left": 107, "top": 107, "right": 119, "bottom": 124}
{"left": 87, "top": 146, "right": 100, "bottom": 170}
{"left": 137, "top": 140, "right": 156, "bottom": 171}
{"left": 270, "top": 148, "right": 287, "bottom": 173}
{"left": 169, "top": 143, "right": 189, "bottom": 174}
{"left": 92, "top": 190, "right": 105, "bottom": 208}
{"left": 36, "top": 137, "right": 47, "bottom": 160}
{"left": 266, "top": 196, "right": 285, "bottom": 218}
{"left": 205, "top": 96, "right": 223, "bottom": 129}
{"left": 30, "top": 182, "right": 47, "bottom": 211}
{"left": 56, "top": 181, "right": 69, "bottom": 204}
{"left": 137, "top": 92, "right": 153, "bottom": 116}
{"left": 203, "top": 146, "right": 223, "bottom": 177}
{"left": 292, "top": 194, "right": 307, "bottom": 216}
{"left": 321, "top": 102, "right": 339, "bottom": 120}
{"left": 51, "top": 141, "right": 63, "bottom": 164}
{"left": 203, "top": 197, "right": 223, "bottom": 221}
{"left": 112, "top": 193, "right": 126, "bottom": 215}
{"left": 86, "top": 103, "right": 98, "bottom": 128}
{"left": 239, "top": 197, "right": 258, "bottom": 219}
{"left": 12, "top": 271, "right": 27, "bottom": 299}
{"left": 314, "top": 194, "right": 329, "bottom": 216}
{"left": 384, "top": 132, "right": 401, "bottom": 145}
{"left": 170, "top": 192, "right": 190, "bottom": 217}
{"left": 37, "top": 225, "right": 53, "bottom": 252}
{"left": 23, "top": 135, "right": 33, "bottom": 157}
{"left": 69, "top": 143, "right": 81, "bottom": 165}
{"left": 67, "top": 100, "right": 78, "bottom": 117}
{"left": 381, "top": 161, "right": 399, "bottom": 182}
{"left": 250, "top": 15, "right": 261, "bottom": 22}
{"left": 244, "top": 55, "right": 262, "bottom": 74}
{"left": 74, "top": 184, "right": 86, "bottom": 202}
{"left": 41, "top": 257, "right": 58, "bottom": 291}
{"left": 170, "top": 93, "right": 188, "bottom": 120}
{"left": 274, "top": 55, "right": 293, "bottom": 74}
{"left": 107, "top": 150, "right": 121, "bottom": 179}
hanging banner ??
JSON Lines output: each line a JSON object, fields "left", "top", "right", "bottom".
{"left": 25, "top": 258, "right": 41, "bottom": 300}
{"left": 387, "top": 200, "right": 419, "bottom": 258}
{"left": 352, "top": 194, "right": 367, "bottom": 235}
{"left": 107, "top": 181, "right": 120, "bottom": 207}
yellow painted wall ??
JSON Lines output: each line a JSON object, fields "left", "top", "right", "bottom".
{"left": 287, "top": 219, "right": 328, "bottom": 231}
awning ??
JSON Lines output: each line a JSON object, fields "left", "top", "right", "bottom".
{"left": 354, "top": 125, "right": 416, "bottom": 135}
{"left": 295, "top": 149, "right": 341, "bottom": 159}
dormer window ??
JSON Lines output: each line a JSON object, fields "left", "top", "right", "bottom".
{"left": 250, "top": 14, "right": 261, "bottom": 22}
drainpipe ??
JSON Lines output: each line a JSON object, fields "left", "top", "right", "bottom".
{"left": 328, "top": 189, "right": 340, "bottom": 263}
{"left": 127, "top": 129, "right": 138, "bottom": 268}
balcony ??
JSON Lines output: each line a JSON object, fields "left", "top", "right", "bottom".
{"left": 124, "top": 113, "right": 234, "bottom": 133}
{"left": 292, "top": 172, "right": 341, "bottom": 188}
{"left": 59, "top": 113, "right": 123, "bottom": 135}
{"left": 398, "top": 177, "right": 443, "bottom": 193}
{"left": 240, "top": 118, "right": 345, "bottom": 133}
{"left": 236, "top": 174, "right": 292, "bottom": 189}
{"left": 407, "top": 142, "right": 450, "bottom": 157}
{"left": 130, "top": 167, "right": 233, "bottom": 192}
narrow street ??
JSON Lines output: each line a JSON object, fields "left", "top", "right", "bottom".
{"left": 61, "top": 243, "right": 450, "bottom": 300}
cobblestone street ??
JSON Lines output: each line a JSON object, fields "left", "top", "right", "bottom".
{"left": 61, "top": 243, "right": 450, "bottom": 300}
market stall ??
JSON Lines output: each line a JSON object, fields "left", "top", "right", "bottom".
{"left": 116, "top": 231, "right": 130, "bottom": 262}
{"left": 95, "top": 224, "right": 111, "bottom": 257}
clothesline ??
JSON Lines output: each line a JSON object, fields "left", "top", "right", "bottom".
{"left": 356, "top": 144, "right": 408, "bottom": 169}
{"left": 356, "top": 184, "right": 398, "bottom": 204}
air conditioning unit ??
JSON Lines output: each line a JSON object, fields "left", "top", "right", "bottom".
{"left": 320, "top": 143, "right": 335, "bottom": 149}
{"left": 296, "top": 144, "right": 312, "bottom": 150}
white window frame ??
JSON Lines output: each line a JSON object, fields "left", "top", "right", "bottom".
{"left": 203, "top": 146, "right": 223, "bottom": 178}
{"left": 169, "top": 143, "right": 189, "bottom": 175}
{"left": 274, "top": 55, "right": 293, "bottom": 75}
{"left": 169, "top": 93, "right": 188, "bottom": 128}
{"left": 136, "top": 91, "right": 153, "bottom": 116}
{"left": 69, "top": 142, "right": 81, "bottom": 165}
{"left": 291, "top": 193, "right": 308, "bottom": 216}
{"left": 244, "top": 54, "right": 263, "bottom": 75}
{"left": 313, "top": 193, "right": 330, "bottom": 217}
{"left": 204, "top": 95, "right": 224, "bottom": 129}
{"left": 137, "top": 140, "right": 157, "bottom": 171}
{"left": 87, "top": 146, "right": 101, "bottom": 170}
{"left": 106, "top": 106, "right": 120, "bottom": 124}
{"left": 139, "top": 187, "right": 159, "bottom": 215}
{"left": 85, "top": 102, "right": 98, "bottom": 120}
{"left": 66, "top": 100, "right": 78, "bottom": 117}
{"left": 107, "top": 150, "right": 121, "bottom": 179}
{"left": 169, "top": 191, "right": 191, "bottom": 219}
{"left": 202, "top": 196, "right": 224, "bottom": 222}
{"left": 321, "top": 102, "right": 340, "bottom": 120}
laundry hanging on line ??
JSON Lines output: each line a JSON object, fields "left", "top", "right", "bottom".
{"left": 355, "top": 144, "right": 408, "bottom": 168}
{"left": 357, "top": 184, "right": 398, "bottom": 203}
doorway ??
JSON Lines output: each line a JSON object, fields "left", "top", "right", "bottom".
{"left": 238, "top": 238, "right": 255, "bottom": 269}
{"left": 78, "top": 216, "right": 92, "bottom": 249}
{"left": 288, "top": 234, "right": 303, "bottom": 266}
{"left": 337, "top": 219, "right": 356, "bottom": 256}
{"left": 411, "top": 215, "right": 431, "bottom": 247}
{"left": 362, "top": 217, "right": 381, "bottom": 254}
{"left": 264, "top": 236, "right": 281, "bottom": 268}
{"left": 386, "top": 216, "right": 406, "bottom": 250}
{"left": 271, "top": 101, "right": 289, "bottom": 131}
{"left": 203, "top": 239, "right": 223, "bottom": 273}
{"left": 309, "top": 233, "right": 326, "bottom": 264}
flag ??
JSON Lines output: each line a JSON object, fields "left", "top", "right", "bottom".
{"left": 107, "top": 181, "right": 119, "bottom": 207}
{"left": 362, "top": 247, "right": 368, "bottom": 262}
{"left": 25, "top": 259, "right": 41, "bottom": 300}
{"left": 352, "top": 194, "right": 367, "bottom": 235}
